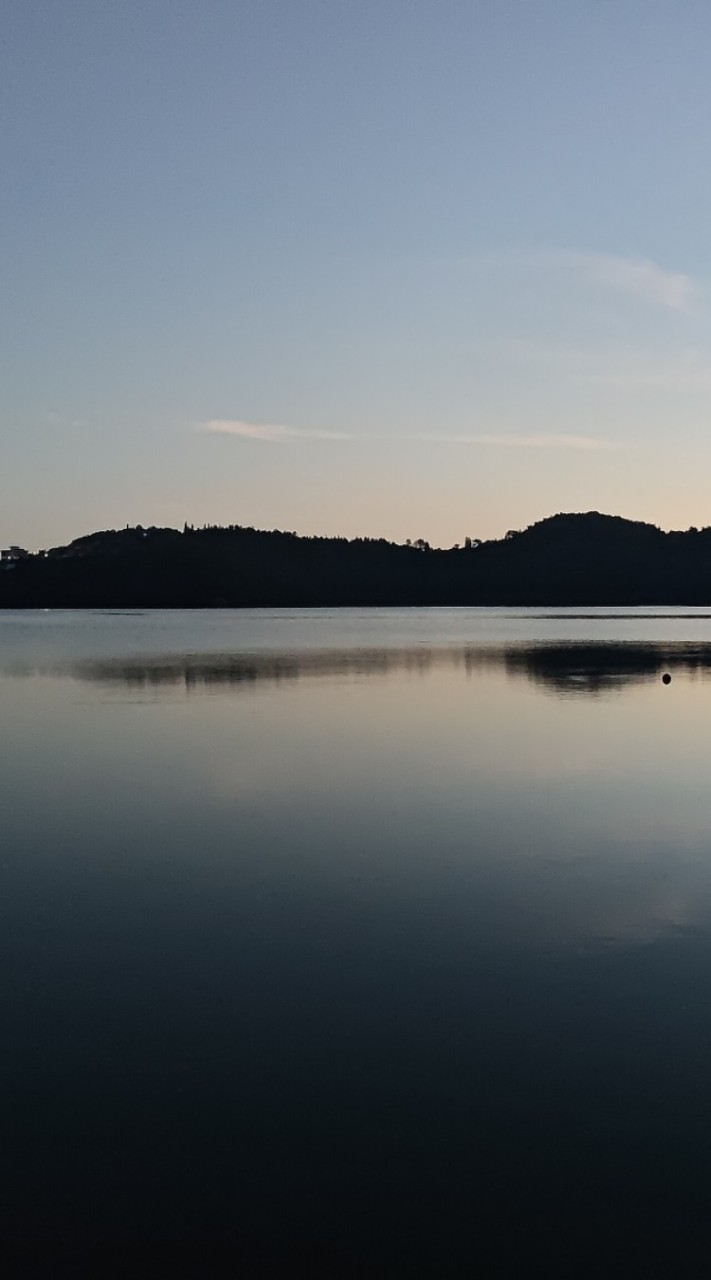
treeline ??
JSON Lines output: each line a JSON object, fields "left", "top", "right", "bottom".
{"left": 3, "top": 511, "right": 711, "bottom": 606}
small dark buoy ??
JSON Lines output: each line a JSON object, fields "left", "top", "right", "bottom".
{"left": 662, "top": 672, "right": 672, "bottom": 685}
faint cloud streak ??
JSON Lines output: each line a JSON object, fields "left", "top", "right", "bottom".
{"left": 558, "top": 250, "right": 696, "bottom": 311}
{"left": 202, "top": 419, "right": 352, "bottom": 442}
{"left": 475, "top": 248, "right": 697, "bottom": 311}
{"left": 417, "top": 432, "right": 622, "bottom": 451}
{"left": 202, "top": 420, "right": 621, "bottom": 451}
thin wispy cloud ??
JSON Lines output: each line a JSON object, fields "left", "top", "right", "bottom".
{"left": 201, "top": 419, "right": 352, "bottom": 442}
{"left": 472, "top": 248, "right": 697, "bottom": 311}
{"left": 202, "top": 420, "right": 621, "bottom": 452}
{"left": 417, "top": 432, "right": 622, "bottom": 451}
{"left": 556, "top": 250, "right": 696, "bottom": 311}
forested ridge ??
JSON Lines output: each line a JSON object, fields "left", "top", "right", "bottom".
{"left": 3, "top": 511, "right": 711, "bottom": 606}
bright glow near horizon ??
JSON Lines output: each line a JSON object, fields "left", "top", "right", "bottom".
{"left": 4, "top": 2, "right": 711, "bottom": 549}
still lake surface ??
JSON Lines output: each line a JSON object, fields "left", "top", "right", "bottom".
{"left": 4, "top": 607, "right": 711, "bottom": 1271}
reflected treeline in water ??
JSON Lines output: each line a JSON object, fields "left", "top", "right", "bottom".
{"left": 504, "top": 643, "right": 711, "bottom": 695}
{"left": 65, "top": 641, "right": 711, "bottom": 696}
{"left": 74, "top": 647, "right": 452, "bottom": 689}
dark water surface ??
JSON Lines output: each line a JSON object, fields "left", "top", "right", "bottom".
{"left": 4, "top": 608, "right": 711, "bottom": 1273}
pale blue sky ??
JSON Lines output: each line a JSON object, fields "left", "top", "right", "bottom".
{"left": 4, "top": 1, "right": 711, "bottom": 548}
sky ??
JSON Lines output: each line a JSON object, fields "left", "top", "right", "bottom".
{"left": 4, "top": 0, "right": 711, "bottom": 549}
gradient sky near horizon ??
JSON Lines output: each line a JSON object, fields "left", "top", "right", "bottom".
{"left": 5, "top": 1, "right": 711, "bottom": 549}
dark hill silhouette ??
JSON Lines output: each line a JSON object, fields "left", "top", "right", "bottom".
{"left": 2, "top": 511, "right": 711, "bottom": 607}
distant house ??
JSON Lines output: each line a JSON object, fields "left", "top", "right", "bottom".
{"left": 1, "top": 546, "right": 30, "bottom": 566}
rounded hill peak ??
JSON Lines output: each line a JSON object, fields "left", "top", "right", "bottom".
{"left": 511, "top": 512, "right": 662, "bottom": 544}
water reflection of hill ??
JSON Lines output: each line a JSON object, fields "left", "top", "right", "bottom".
{"left": 504, "top": 643, "right": 711, "bottom": 695}
{"left": 72, "top": 642, "right": 711, "bottom": 697}
{"left": 76, "top": 648, "right": 441, "bottom": 689}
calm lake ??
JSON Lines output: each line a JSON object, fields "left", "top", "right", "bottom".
{"left": 4, "top": 607, "right": 711, "bottom": 1272}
